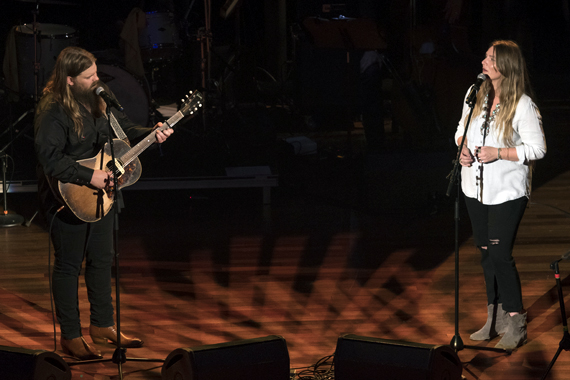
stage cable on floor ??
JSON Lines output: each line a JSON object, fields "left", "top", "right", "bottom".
{"left": 295, "top": 353, "right": 335, "bottom": 380}
{"left": 47, "top": 206, "right": 64, "bottom": 352}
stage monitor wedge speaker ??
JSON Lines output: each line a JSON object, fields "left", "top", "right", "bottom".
{"left": 161, "top": 335, "right": 290, "bottom": 380}
{"left": 334, "top": 334, "right": 463, "bottom": 380}
{"left": 0, "top": 345, "right": 71, "bottom": 380}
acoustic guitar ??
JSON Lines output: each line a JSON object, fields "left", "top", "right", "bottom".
{"left": 57, "top": 90, "right": 203, "bottom": 222}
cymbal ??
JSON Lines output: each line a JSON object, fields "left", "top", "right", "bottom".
{"left": 15, "top": 0, "right": 79, "bottom": 5}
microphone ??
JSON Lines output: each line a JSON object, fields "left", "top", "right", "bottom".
{"left": 550, "top": 250, "right": 570, "bottom": 270}
{"left": 95, "top": 87, "right": 124, "bottom": 111}
{"left": 466, "top": 73, "right": 488, "bottom": 106}
{"left": 473, "top": 73, "right": 487, "bottom": 90}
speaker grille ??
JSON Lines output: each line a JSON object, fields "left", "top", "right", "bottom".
{"left": 334, "top": 334, "right": 462, "bottom": 380}
{"left": 162, "top": 335, "right": 289, "bottom": 380}
{"left": 0, "top": 345, "right": 71, "bottom": 380}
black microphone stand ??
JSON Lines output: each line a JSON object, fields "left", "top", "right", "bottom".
{"left": 445, "top": 86, "right": 510, "bottom": 355}
{"left": 66, "top": 104, "right": 164, "bottom": 380}
{"left": 540, "top": 252, "right": 570, "bottom": 380}
{"left": 0, "top": 111, "right": 35, "bottom": 227}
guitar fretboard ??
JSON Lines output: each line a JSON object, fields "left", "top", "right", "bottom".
{"left": 113, "top": 90, "right": 202, "bottom": 170}
{"left": 119, "top": 110, "right": 185, "bottom": 168}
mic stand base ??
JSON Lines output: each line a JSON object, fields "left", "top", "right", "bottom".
{"left": 540, "top": 259, "right": 570, "bottom": 380}
{"left": 66, "top": 348, "right": 165, "bottom": 380}
{"left": 540, "top": 332, "right": 570, "bottom": 380}
{"left": 450, "top": 334, "right": 512, "bottom": 354}
{"left": 0, "top": 212, "right": 25, "bottom": 228}
{"left": 66, "top": 350, "right": 165, "bottom": 367}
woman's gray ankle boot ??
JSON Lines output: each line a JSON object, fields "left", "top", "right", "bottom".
{"left": 470, "top": 303, "right": 508, "bottom": 341}
{"left": 495, "top": 312, "right": 527, "bottom": 350}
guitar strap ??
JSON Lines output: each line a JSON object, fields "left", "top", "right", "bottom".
{"left": 108, "top": 112, "right": 131, "bottom": 146}
{"left": 107, "top": 112, "right": 128, "bottom": 211}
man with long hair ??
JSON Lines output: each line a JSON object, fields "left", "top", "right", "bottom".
{"left": 34, "top": 46, "right": 173, "bottom": 360}
{"left": 455, "top": 40, "right": 546, "bottom": 350}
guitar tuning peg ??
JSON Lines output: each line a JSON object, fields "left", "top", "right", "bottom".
{"left": 190, "top": 111, "right": 194, "bottom": 114}
{"left": 199, "top": 103, "right": 203, "bottom": 107}
{"left": 189, "top": 91, "right": 193, "bottom": 94}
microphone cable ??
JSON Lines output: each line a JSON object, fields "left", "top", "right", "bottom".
{"left": 47, "top": 206, "right": 64, "bottom": 353}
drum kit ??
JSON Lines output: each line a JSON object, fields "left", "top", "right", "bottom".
{"left": 10, "top": 0, "right": 184, "bottom": 119}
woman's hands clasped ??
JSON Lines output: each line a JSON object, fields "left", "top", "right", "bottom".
{"left": 459, "top": 145, "right": 502, "bottom": 167}
{"left": 474, "top": 146, "right": 499, "bottom": 164}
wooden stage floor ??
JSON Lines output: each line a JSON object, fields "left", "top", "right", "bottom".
{"left": 1, "top": 122, "right": 570, "bottom": 379}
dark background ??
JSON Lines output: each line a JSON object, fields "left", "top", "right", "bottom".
{"left": 1, "top": 0, "right": 570, "bottom": 189}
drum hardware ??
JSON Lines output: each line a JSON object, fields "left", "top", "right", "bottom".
{"left": 1, "top": 1, "right": 63, "bottom": 227}
{"left": 15, "top": 23, "right": 78, "bottom": 98}
{"left": 0, "top": 108, "right": 34, "bottom": 228}
{"left": 97, "top": 64, "right": 153, "bottom": 128}
{"left": 220, "top": 0, "right": 242, "bottom": 19}
{"left": 136, "top": 9, "right": 185, "bottom": 103}
{"left": 194, "top": 0, "right": 214, "bottom": 132}
{"left": 139, "top": 11, "right": 182, "bottom": 63}
{"left": 180, "top": 0, "right": 199, "bottom": 40}
{"left": 16, "top": 0, "right": 79, "bottom": 5}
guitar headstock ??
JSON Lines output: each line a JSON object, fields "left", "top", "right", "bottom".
{"left": 179, "top": 90, "right": 203, "bottom": 116}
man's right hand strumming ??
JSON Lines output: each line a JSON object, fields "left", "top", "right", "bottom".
{"left": 90, "top": 170, "right": 114, "bottom": 189}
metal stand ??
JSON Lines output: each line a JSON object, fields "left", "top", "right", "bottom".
{"left": 446, "top": 85, "right": 510, "bottom": 355}
{"left": 0, "top": 108, "right": 35, "bottom": 228}
{"left": 0, "top": 1, "right": 44, "bottom": 227}
{"left": 540, "top": 251, "right": 570, "bottom": 380}
{"left": 302, "top": 17, "right": 387, "bottom": 156}
{"left": 0, "top": 154, "right": 25, "bottom": 227}
{"left": 196, "top": 0, "right": 212, "bottom": 132}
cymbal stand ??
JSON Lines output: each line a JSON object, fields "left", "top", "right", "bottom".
{"left": 0, "top": 1, "right": 43, "bottom": 228}
{"left": 199, "top": 0, "right": 212, "bottom": 90}
{"left": 0, "top": 154, "right": 25, "bottom": 227}
{"left": 540, "top": 251, "right": 570, "bottom": 380}
{"left": 197, "top": 0, "right": 212, "bottom": 131}
{"left": 181, "top": 0, "right": 199, "bottom": 41}
{"left": 0, "top": 110, "right": 34, "bottom": 227}
{"left": 32, "top": 1, "right": 41, "bottom": 102}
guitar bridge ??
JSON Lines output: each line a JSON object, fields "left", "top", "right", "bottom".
{"left": 106, "top": 159, "right": 125, "bottom": 177}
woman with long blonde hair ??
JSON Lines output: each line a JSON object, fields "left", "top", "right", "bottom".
{"left": 454, "top": 40, "right": 546, "bottom": 350}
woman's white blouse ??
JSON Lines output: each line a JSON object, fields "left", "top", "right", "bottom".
{"left": 454, "top": 92, "right": 546, "bottom": 205}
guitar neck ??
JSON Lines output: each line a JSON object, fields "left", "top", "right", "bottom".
{"left": 120, "top": 111, "right": 185, "bottom": 167}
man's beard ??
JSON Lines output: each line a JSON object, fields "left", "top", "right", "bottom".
{"left": 71, "top": 81, "right": 102, "bottom": 113}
